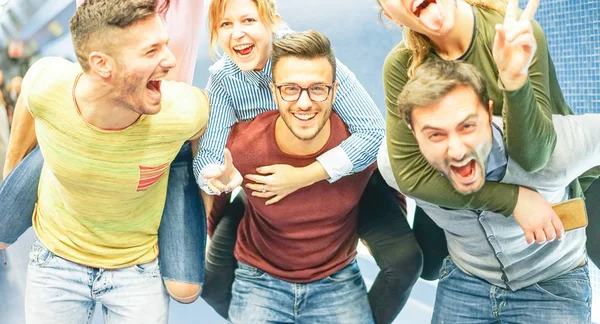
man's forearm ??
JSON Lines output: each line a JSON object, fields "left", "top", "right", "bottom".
{"left": 3, "top": 94, "right": 37, "bottom": 179}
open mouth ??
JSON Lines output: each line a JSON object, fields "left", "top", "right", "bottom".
{"left": 233, "top": 44, "right": 254, "bottom": 57}
{"left": 146, "top": 78, "right": 162, "bottom": 101}
{"left": 450, "top": 159, "right": 477, "bottom": 184}
{"left": 413, "top": 0, "right": 436, "bottom": 17}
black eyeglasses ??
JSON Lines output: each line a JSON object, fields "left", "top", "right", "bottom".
{"left": 274, "top": 83, "right": 334, "bottom": 102}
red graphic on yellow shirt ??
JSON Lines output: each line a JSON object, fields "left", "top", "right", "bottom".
{"left": 137, "top": 163, "right": 169, "bottom": 192}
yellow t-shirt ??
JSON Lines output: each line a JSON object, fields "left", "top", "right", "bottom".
{"left": 22, "top": 57, "right": 208, "bottom": 268}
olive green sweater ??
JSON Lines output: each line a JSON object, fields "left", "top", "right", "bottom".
{"left": 383, "top": 5, "right": 586, "bottom": 216}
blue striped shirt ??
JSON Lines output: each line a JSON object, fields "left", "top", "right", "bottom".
{"left": 193, "top": 49, "right": 385, "bottom": 189}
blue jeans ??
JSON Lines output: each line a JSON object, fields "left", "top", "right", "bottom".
{"left": 25, "top": 238, "right": 169, "bottom": 324}
{"left": 228, "top": 260, "right": 375, "bottom": 324}
{"left": 0, "top": 142, "right": 206, "bottom": 285}
{"left": 432, "top": 257, "right": 592, "bottom": 324}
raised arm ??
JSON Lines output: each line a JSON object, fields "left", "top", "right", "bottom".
{"left": 493, "top": 0, "right": 557, "bottom": 172}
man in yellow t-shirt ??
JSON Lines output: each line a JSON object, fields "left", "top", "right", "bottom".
{"left": 14, "top": 1, "right": 217, "bottom": 323}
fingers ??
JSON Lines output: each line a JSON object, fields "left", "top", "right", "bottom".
{"left": 245, "top": 182, "right": 269, "bottom": 193}
{"left": 266, "top": 195, "right": 284, "bottom": 206}
{"left": 207, "top": 179, "right": 227, "bottom": 195}
{"left": 202, "top": 164, "right": 223, "bottom": 179}
{"left": 520, "top": 0, "right": 539, "bottom": 21}
{"left": 245, "top": 173, "right": 270, "bottom": 185}
{"left": 551, "top": 214, "right": 565, "bottom": 241}
{"left": 223, "top": 148, "right": 234, "bottom": 170}
{"left": 525, "top": 231, "right": 535, "bottom": 245}
{"left": 504, "top": 0, "right": 519, "bottom": 24}
{"left": 255, "top": 165, "right": 275, "bottom": 174}
{"left": 251, "top": 190, "right": 277, "bottom": 199}
{"left": 533, "top": 228, "right": 547, "bottom": 244}
{"left": 542, "top": 221, "right": 556, "bottom": 242}
{"left": 505, "top": 20, "right": 533, "bottom": 43}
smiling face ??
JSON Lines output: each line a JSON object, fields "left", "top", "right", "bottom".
{"left": 271, "top": 56, "right": 337, "bottom": 142}
{"left": 109, "top": 14, "right": 176, "bottom": 115}
{"left": 217, "top": 0, "right": 276, "bottom": 71}
{"left": 379, "top": 0, "right": 457, "bottom": 36}
{"left": 411, "top": 85, "right": 493, "bottom": 194}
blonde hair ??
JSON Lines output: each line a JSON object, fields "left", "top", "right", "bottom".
{"left": 207, "top": 0, "right": 278, "bottom": 59}
{"left": 377, "top": 0, "right": 506, "bottom": 77}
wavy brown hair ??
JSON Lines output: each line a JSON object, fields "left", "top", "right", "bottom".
{"left": 377, "top": 0, "right": 506, "bottom": 77}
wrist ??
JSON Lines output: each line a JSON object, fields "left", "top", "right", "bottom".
{"left": 301, "top": 162, "right": 329, "bottom": 187}
{"left": 499, "top": 72, "right": 527, "bottom": 91}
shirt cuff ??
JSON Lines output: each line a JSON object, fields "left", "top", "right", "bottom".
{"left": 316, "top": 146, "right": 353, "bottom": 183}
{"left": 197, "top": 175, "right": 218, "bottom": 195}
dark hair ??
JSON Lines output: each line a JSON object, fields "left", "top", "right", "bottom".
{"left": 70, "top": 0, "right": 157, "bottom": 71}
{"left": 271, "top": 30, "right": 337, "bottom": 82}
{"left": 398, "top": 59, "right": 490, "bottom": 126}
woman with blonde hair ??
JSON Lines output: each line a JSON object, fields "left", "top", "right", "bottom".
{"left": 196, "top": 0, "right": 422, "bottom": 322}
{"left": 377, "top": 0, "right": 599, "bottom": 279}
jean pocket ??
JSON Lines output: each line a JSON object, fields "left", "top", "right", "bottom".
{"left": 326, "top": 261, "right": 362, "bottom": 283}
{"left": 533, "top": 267, "right": 591, "bottom": 306}
{"left": 235, "top": 262, "right": 266, "bottom": 279}
{"left": 28, "top": 239, "right": 54, "bottom": 268}
{"left": 134, "top": 258, "right": 161, "bottom": 277}
{"left": 438, "top": 256, "right": 458, "bottom": 281}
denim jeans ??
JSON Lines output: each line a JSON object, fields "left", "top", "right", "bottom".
{"left": 25, "top": 238, "right": 169, "bottom": 324}
{"left": 432, "top": 257, "right": 592, "bottom": 324}
{"left": 0, "top": 142, "right": 206, "bottom": 285}
{"left": 202, "top": 170, "right": 422, "bottom": 324}
{"left": 228, "top": 260, "right": 375, "bottom": 324}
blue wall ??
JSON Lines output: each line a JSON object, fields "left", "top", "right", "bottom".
{"left": 521, "top": 0, "right": 600, "bottom": 114}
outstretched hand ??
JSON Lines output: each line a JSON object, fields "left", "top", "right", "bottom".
{"left": 493, "top": 0, "right": 539, "bottom": 91}
{"left": 201, "top": 148, "right": 242, "bottom": 195}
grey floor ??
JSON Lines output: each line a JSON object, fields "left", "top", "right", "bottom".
{"left": 0, "top": 228, "right": 435, "bottom": 324}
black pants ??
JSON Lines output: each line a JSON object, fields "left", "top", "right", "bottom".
{"left": 200, "top": 170, "right": 423, "bottom": 324}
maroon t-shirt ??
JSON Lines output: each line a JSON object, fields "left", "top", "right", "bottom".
{"left": 227, "top": 110, "right": 375, "bottom": 283}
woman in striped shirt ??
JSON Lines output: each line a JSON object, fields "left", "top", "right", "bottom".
{"left": 197, "top": 0, "right": 422, "bottom": 323}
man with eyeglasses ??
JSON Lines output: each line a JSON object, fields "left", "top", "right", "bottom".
{"left": 222, "top": 30, "right": 376, "bottom": 324}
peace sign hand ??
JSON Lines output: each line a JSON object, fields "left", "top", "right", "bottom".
{"left": 492, "top": 0, "right": 539, "bottom": 91}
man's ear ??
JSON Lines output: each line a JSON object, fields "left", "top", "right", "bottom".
{"left": 88, "top": 51, "right": 115, "bottom": 79}
{"left": 331, "top": 81, "right": 339, "bottom": 103}
{"left": 488, "top": 100, "right": 493, "bottom": 123}
{"left": 269, "top": 82, "right": 277, "bottom": 98}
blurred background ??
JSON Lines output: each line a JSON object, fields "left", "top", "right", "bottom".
{"left": 0, "top": 0, "right": 598, "bottom": 323}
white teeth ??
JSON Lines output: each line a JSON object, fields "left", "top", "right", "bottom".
{"left": 233, "top": 44, "right": 252, "bottom": 50}
{"left": 294, "top": 113, "right": 316, "bottom": 121}
{"left": 412, "top": 0, "right": 425, "bottom": 12}
{"left": 450, "top": 159, "right": 472, "bottom": 168}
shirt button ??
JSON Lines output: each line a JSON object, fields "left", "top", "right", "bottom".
{"left": 496, "top": 252, "right": 504, "bottom": 258}
{"left": 488, "top": 235, "right": 496, "bottom": 241}
{"left": 479, "top": 216, "right": 485, "bottom": 222}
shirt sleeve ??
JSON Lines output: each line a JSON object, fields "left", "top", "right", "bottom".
{"left": 193, "top": 73, "right": 238, "bottom": 190}
{"left": 383, "top": 48, "right": 519, "bottom": 216}
{"left": 500, "top": 20, "right": 558, "bottom": 173}
{"left": 188, "top": 87, "right": 210, "bottom": 139}
{"left": 322, "top": 60, "right": 385, "bottom": 182}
